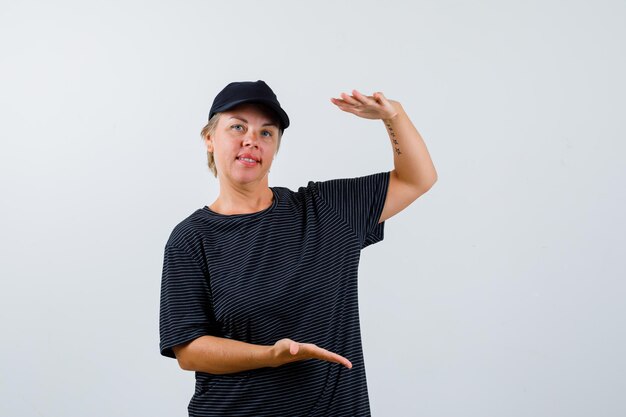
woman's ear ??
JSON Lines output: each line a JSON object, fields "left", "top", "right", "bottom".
{"left": 204, "top": 134, "right": 213, "bottom": 152}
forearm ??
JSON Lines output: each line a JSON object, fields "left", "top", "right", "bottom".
{"left": 383, "top": 102, "right": 438, "bottom": 188}
{"left": 176, "top": 335, "right": 274, "bottom": 375}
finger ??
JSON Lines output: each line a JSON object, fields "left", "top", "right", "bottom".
{"left": 331, "top": 98, "right": 358, "bottom": 112}
{"left": 330, "top": 97, "right": 349, "bottom": 106}
{"left": 335, "top": 105, "right": 360, "bottom": 116}
{"left": 340, "top": 92, "right": 360, "bottom": 106}
{"left": 373, "top": 91, "right": 386, "bottom": 104}
{"left": 332, "top": 353, "right": 352, "bottom": 368}
{"left": 290, "top": 341, "right": 300, "bottom": 355}
{"left": 352, "top": 89, "right": 376, "bottom": 105}
{"left": 326, "top": 351, "right": 352, "bottom": 368}
{"left": 331, "top": 100, "right": 360, "bottom": 115}
{"left": 312, "top": 345, "right": 353, "bottom": 368}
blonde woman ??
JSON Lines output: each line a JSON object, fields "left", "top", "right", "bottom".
{"left": 159, "top": 80, "right": 437, "bottom": 416}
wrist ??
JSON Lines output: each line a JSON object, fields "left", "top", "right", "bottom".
{"left": 265, "top": 345, "right": 279, "bottom": 368}
{"left": 383, "top": 101, "right": 403, "bottom": 123}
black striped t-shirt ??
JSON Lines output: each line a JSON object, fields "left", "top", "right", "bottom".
{"left": 159, "top": 170, "right": 391, "bottom": 417}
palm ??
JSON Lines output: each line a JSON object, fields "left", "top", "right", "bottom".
{"left": 330, "top": 89, "right": 398, "bottom": 120}
{"left": 272, "top": 338, "right": 352, "bottom": 369}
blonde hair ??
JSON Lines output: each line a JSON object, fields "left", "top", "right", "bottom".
{"left": 200, "top": 107, "right": 284, "bottom": 178}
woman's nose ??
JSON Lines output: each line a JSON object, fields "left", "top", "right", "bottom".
{"left": 243, "top": 129, "right": 260, "bottom": 145}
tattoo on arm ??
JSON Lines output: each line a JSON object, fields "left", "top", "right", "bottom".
{"left": 385, "top": 121, "right": 402, "bottom": 155}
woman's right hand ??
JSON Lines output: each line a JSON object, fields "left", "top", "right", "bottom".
{"left": 270, "top": 338, "right": 352, "bottom": 369}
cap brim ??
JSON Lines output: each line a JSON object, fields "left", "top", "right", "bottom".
{"left": 211, "top": 98, "right": 290, "bottom": 130}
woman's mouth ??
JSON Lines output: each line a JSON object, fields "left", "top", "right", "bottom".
{"left": 236, "top": 156, "right": 259, "bottom": 167}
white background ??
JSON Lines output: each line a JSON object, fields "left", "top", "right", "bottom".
{"left": 1, "top": 0, "right": 625, "bottom": 416}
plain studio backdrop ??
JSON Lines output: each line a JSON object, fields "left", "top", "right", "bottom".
{"left": 1, "top": 0, "right": 625, "bottom": 416}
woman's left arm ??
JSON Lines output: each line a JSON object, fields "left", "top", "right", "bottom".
{"left": 331, "top": 89, "right": 438, "bottom": 222}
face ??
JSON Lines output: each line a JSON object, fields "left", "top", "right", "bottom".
{"left": 205, "top": 103, "right": 280, "bottom": 187}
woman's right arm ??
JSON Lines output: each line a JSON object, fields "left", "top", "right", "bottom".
{"left": 173, "top": 335, "right": 352, "bottom": 375}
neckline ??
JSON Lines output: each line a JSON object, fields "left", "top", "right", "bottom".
{"left": 201, "top": 187, "right": 278, "bottom": 219}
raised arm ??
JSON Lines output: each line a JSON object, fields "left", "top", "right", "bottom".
{"left": 331, "top": 90, "right": 438, "bottom": 222}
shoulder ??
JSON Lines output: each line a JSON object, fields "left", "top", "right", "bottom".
{"left": 272, "top": 172, "right": 390, "bottom": 210}
{"left": 272, "top": 183, "right": 318, "bottom": 205}
{"left": 307, "top": 171, "right": 390, "bottom": 202}
{"left": 309, "top": 171, "right": 390, "bottom": 189}
{"left": 164, "top": 209, "right": 206, "bottom": 250}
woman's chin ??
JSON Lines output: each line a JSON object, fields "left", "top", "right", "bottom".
{"left": 228, "top": 171, "right": 269, "bottom": 184}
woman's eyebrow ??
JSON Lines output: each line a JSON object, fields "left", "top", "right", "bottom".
{"left": 228, "top": 116, "right": 278, "bottom": 128}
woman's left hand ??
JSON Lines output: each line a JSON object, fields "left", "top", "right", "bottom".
{"left": 330, "top": 90, "right": 399, "bottom": 120}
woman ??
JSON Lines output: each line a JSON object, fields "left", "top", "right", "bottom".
{"left": 159, "top": 80, "right": 437, "bottom": 416}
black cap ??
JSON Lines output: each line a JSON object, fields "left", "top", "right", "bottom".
{"left": 208, "top": 80, "right": 290, "bottom": 130}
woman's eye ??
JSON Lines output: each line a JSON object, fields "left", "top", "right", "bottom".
{"left": 261, "top": 130, "right": 272, "bottom": 137}
{"left": 231, "top": 124, "right": 244, "bottom": 131}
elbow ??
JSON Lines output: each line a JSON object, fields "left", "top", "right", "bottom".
{"left": 173, "top": 343, "right": 221, "bottom": 374}
{"left": 177, "top": 356, "right": 191, "bottom": 371}
{"left": 173, "top": 345, "right": 193, "bottom": 371}
{"left": 428, "top": 169, "right": 438, "bottom": 186}
{"left": 424, "top": 172, "right": 438, "bottom": 190}
{"left": 416, "top": 176, "right": 437, "bottom": 195}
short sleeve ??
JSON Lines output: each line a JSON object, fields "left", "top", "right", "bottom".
{"left": 314, "top": 171, "right": 391, "bottom": 249}
{"left": 159, "top": 244, "right": 217, "bottom": 359}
